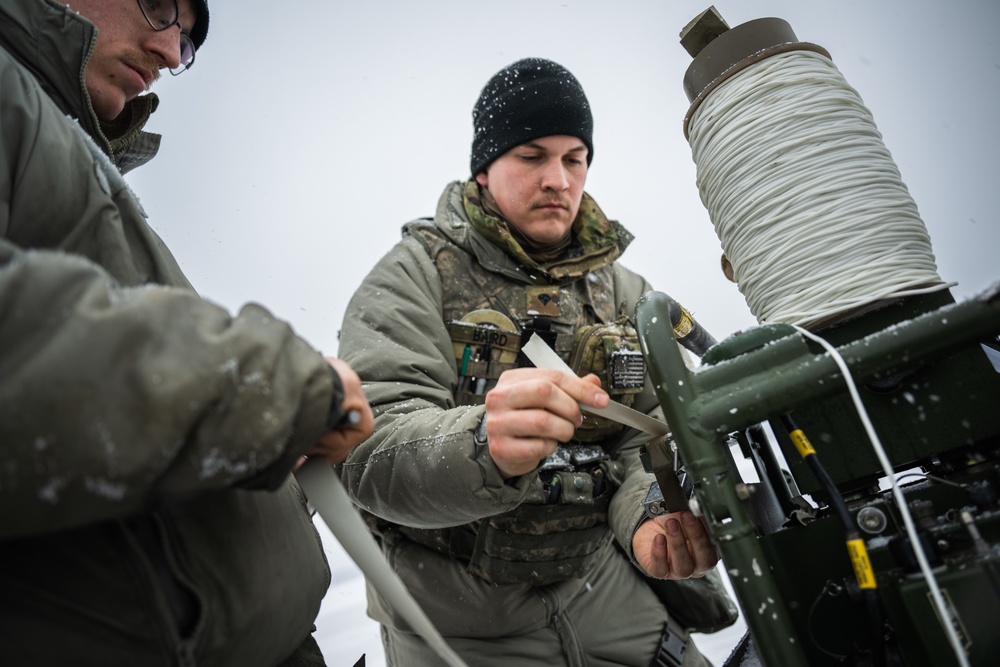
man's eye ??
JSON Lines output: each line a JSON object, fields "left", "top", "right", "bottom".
{"left": 142, "top": 0, "right": 174, "bottom": 27}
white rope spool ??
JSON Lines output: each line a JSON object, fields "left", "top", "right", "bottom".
{"left": 688, "top": 50, "right": 950, "bottom": 329}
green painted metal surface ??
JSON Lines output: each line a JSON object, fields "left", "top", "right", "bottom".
{"left": 635, "top": 288, "right": 1000, "bottom": 666}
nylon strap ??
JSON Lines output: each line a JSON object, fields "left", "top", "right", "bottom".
{"left": 295, "top": 461, "right": 468, "bottom": 667}
{"left": 521, "top": 333, "right": 669, "bottom": 437}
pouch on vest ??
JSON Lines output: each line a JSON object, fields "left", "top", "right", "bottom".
{"left": 396, "top": 453, "right": 626, "bottom": 586}
{"left": 568, "top": 316, "right": 645, "bottom": 442}
{"left": 449, "top": 309, "right": 520, "bottom": 404}
{"left": 465, "top": 455, "right": 625, "bottom": 585}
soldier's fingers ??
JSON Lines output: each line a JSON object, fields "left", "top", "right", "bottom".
{"left": 646, "top": 532, "right": 670, "bottom": 578}
{"left": 681, "top": 512, "right": 720, "bottom": 576}
{"left": 489, "top": 435, "right": 559, "bottom": 479}
{"left": 495, "top": 368, "right": 608, "bottom": 409}
{"left": 489, "top": 405, "right": 578, "bottom": 443}
{"left": 662, "top": 515, "right": 696, "bottom": 579}
{"left": 487, "top": 376, "right": 585, "bottom": 426}
{"left": 551, "top": 371, "right": 609, "bottom": 409}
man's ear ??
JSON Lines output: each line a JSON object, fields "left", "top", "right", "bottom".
{"left": 475, "top": 171, "right": 489, "bottom": 187}
{"left": 721, "top": 253, "right": 736, "bottom": 283}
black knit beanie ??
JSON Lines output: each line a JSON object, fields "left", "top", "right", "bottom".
{"left": 470, "top": 58, "right": 593, "bottom": 175}
{"left": 190, "top": 0, "right": 210, "bottom": 50}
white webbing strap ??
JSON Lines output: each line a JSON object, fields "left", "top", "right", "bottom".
{"left": 521, "top": 333, "right": 670, "bottom": 437}
{"left": 296, "top": 460, "right": 468, "bottom": 667}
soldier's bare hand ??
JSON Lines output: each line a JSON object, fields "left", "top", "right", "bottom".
{"left": 632, "top": 512, "right": 719, "bottom": 580}
{"left": 483, "top": 368, "right": 609, "bottom": 479}
{"left": 308, "top": 357, "right": 374, "bottom": 465}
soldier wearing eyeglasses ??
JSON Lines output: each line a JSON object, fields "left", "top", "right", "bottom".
{"left": 0, "top": 1, "right": 374, "bottom": 664}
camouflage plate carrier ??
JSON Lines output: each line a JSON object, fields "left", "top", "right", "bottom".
{"left": 396, "top": 220, "right": 645, "bottom": 585}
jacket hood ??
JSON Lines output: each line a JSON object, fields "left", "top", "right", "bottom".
{"left": 1, "top": 0, "right": 161, "bottom": 171}
{"left": 2, "top": 0, "right": 94, "bottom": 127}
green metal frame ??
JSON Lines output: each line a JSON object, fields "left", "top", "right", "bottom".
{"left": 634, "top": 288, "right": 1000, "bottom": 667}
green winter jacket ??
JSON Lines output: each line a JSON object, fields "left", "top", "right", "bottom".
{"left": 1, "top": 1, "right": 339, "bottom": 664}
{"left": 338, "top": 181, "right": 667, "bottom": 641}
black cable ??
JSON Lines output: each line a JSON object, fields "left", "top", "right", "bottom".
{"left": 779, "top": 413, "right": 887, "bottom": 667}
{"left": 666, "top": 299, "right": 717, "bottom": 357}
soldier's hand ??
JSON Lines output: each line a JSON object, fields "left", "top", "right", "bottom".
{"left": 632, "top": 512, "right": 719, "bottom": 580}
{"left": 483, "top": 368, "right": 609, "bottom": 479}
{"left": 308, "top": 357, "right": 374, "bottom": 465}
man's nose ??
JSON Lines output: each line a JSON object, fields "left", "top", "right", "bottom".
{"left": 145, "top": 26, "right": 183, "bottom": 71}
{"left": 539, "top": 160, "right": 570, "bottom": 191}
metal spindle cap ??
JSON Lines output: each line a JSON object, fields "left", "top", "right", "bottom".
{"left": 680, "top": 7, "right": 830, "bottom": 139}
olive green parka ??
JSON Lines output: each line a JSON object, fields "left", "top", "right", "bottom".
{"left": 0, "top": 1, "right": 341, "bottom": 664}
{"left": 338, "top": 182, "right": 712, "bottom": 666}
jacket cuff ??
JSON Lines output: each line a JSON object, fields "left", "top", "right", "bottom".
{"left": 323, "top": 363, "right": 348, "bottom": 429}
{"left": 238, "top": 361, "right": 341, "bottom": 492}
{"left": 472, "top": 420, "right": 534, "bottom": 506}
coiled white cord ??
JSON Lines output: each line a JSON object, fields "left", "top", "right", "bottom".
{"left": 690, "top": 48, "right": 969, "bottom": 664}
{"left": 689, "top": 50, "right": 950, "bottom": 328}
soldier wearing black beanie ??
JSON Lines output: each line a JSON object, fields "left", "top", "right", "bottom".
{"left": 470, "top": 57, "right": 594, "bottom": 176}
{"left": 337, "top": 52, "right": 723, "bottom": 667}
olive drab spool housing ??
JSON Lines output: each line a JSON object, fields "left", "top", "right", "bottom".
{"left": 632, "top": 7, "right": 1000, "bottom": 667}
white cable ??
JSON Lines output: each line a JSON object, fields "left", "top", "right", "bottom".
{"left": 689, "top": 50, "right": 951, "bottom": 328}
{"left": 793, "top": 326, "right": 971, "bottom": 667}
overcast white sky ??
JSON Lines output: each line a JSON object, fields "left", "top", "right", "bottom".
{"left": 128, "top": 1, "right": 999, "bottom": 664}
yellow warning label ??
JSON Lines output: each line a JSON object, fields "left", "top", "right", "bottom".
{"left": 789, "top": 429, "right": 816, "bottom": 458}
{"left": 847, "top": 539, "right": 877, "bottom": 589}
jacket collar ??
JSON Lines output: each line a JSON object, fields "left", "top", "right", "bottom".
{"left": 433, "top": 180, "right": 633, "bottom": 285}
{"left": 1, "top": 0, "right": 161, "bottom": 173}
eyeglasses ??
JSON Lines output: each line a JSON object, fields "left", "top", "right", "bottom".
{"left": 135, "top": 0, "right": 196, "bottom": 75}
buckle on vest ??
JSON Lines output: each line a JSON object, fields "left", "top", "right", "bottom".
{"left": 648, "top": 623, "right": 687, "bottom": 667}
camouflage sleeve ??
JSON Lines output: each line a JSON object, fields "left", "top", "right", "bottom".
{"left": 336, "top": 236, "right": 532, "bottom": 529}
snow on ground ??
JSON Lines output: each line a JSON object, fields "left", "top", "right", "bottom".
{"left": 312, "top": 523, "right": 747, "bottom": 667}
